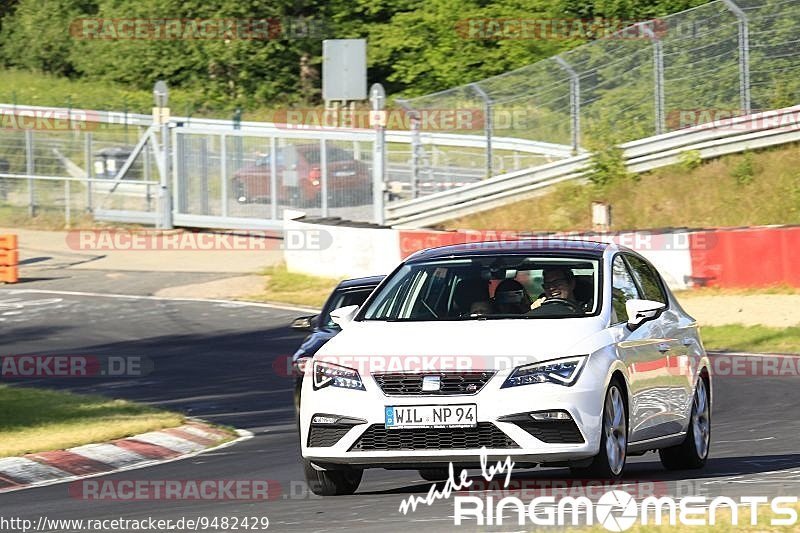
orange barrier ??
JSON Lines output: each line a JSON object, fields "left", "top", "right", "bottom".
{"left": 0, "top": 234, "right": 18, "bottom": 283}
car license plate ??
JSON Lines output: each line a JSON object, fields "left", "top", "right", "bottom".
{"left": 384, "top": 404, "right": 477, "bottom": 429}
{"left": 334, "top": 170, "right": 356, "bottom": 177}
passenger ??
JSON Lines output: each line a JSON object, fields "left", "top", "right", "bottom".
{"left": 492, "top": 279, "right": 532, "bottom": 314}
{"left": 452, "top": 278, "right": 489, "bottom": 317}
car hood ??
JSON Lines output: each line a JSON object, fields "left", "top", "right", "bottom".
{"left": 315, "top": 316, "right": 610, "bottom": 371}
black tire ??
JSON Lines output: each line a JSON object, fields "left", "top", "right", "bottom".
{"left": 418, "top": 468, "right": 450, "bottom": 482}
{"left": 303, "top": 459, "right": 362, "bottom": 496}
{"left": 659, "top": 375, "right": 710, "bottom": 470}
{"left": 571, "top": 380, "right": 628, "bottom": 479}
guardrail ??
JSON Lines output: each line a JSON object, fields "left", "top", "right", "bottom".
{"left": 385, "top": 105, "right": 800, "bottom": 228}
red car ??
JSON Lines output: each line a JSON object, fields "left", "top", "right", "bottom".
{"left": 232, "top": 144, "right": 371, "bottom": 207}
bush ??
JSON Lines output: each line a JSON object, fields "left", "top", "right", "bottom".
{"left": 731, "top": 151, "right": 756, "bottom": 185}
{"left": 678, "top": 150, "right": 703, "bottom": 171}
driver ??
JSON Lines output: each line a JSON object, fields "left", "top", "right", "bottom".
{"left": 530, "top": 267, "right": 579, "bottom": 310}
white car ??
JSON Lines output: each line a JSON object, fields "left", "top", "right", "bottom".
{"left": 299, "top": 239, "right": 712, "bottom": 495}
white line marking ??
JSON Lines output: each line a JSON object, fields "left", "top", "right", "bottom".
{"left": 0, "top": 288, "right": 318, "bottom": 313}
{"left": 715, "top": 437, "right": 776, "bottom": 444}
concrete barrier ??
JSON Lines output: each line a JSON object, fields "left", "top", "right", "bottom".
{"left": 283, "top": 216, "right": 798, "bottom": 290}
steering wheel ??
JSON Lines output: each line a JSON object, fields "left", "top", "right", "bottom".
{"left": 539, "top": 298, "right": 581, "bottom": 314}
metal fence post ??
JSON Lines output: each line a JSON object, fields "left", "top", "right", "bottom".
{"left": 470, "top": 83, "right": 493, "bottom": 178}
{"left": 142, "top": 129, "right": 152, "bottom": 212}
{"left": 320, "top": 138, "right": 328, "bottom": 217}
{"left": 269, "top": 137, "right": 278, "bottom": 220}
{"left": 555, "top": 56, "right": 580, "bottom": 154}
{"left": 370, "top": 83, "right": 386, "bottom": 225}
{"left": 642, "top": 24, "right": 665, "bottom": 134}
{"left": 64, "top": 180, "right": 70, "bottom": 227}
{"left": 85, "top": 132, "right": 93, "bottom": 213}
{"left": 397, "top": 99, "right": 422, "bottom": 199}
{"left": 153, "top": 81, "right": 173, "bottom": 229}
{"left": 199, "top": 135, "right": 209, "bottom": 215}
{"left": 723, "top": 0, "right": 751, "bottom": 114}
{"left": 25, "top": 130, "right": 35, "bottom": 217}
{"left": 220, "top": 134, "right": 228, "bottom": 218}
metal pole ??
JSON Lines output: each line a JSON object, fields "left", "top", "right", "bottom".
{"left": 397, "top": 99, "right": 422, "bottom": 199}
{"left": 160, "top": 120, "right": 173, "bottom": 228}
{"left": 65, "top": 180, "right": 71, "bottom": 227}
{"left": 142, "top": 128, "right": 152, "bottom": 212}
{"left": 555, "top": 56, "right": 580, "bottom": 154}
{"left": 153, "top": 80, "right": 173, "bottom": 229}
{"left": 85, "top": 132, "right": 93, "bottom": 213}
{"left": 410, "top": 111, "right": 421, "bottom": 198}
{"left": 269, "top": 137, "right": 278, "bottom": 220}
{"left": 470, "top": 83, "right": 493, "bottom": 178}
{"left": 220, "top": 134, "right": 228, "bottom": 218}
{"left": 370, "top": 83, "right": 386, "bottom": 225}
{"left": 25, "top": 130, "right": 35, "bottom": 217}
{"left": 200, "top": 135, "right": 209, "bottom": 215}
{"left": 642, "top": 24, "right": 665, "bottom": 135}
{"left": 722, "top": 0, "right": 751, "bottom": 114}
{"left": 320, "top": 138, "right": 328, "bottom": 217}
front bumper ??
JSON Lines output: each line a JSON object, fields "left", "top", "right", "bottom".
{"left": 300, "top": 366, "right": 606, "bottom": 468}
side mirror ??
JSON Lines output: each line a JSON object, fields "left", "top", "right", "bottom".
{"left": 626, "top": 299, "right": 666, "bottom": 330}
{"left": 330, "top": 305, "right": 359, "bottom": 329}
{"left": 291, "top": 314, "right": 317, "bottom": 331}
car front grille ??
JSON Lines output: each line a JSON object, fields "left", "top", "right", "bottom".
{"left": 350, "top": 423, "right": 519, "bottom": 451}
{"left": 307, "top": 426, "right": 353, "bottom": 447}
{"left": 373, "top": 371, "right": 496, "bottom": 396}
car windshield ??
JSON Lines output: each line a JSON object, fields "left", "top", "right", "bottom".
{"left": 299, "top": 146, "right": 353, "bottom": 164}
{"left": 361, "top": 256, "right": 600, "bottom": 321}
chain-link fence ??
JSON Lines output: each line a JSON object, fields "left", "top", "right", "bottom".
{"left": 173, "top": 129, "right": 377, "bottom": 223}
{"left": 402, "top": 0, "right": 800, "bottom": 174}
{"left": 0, "top": 123, "right": 159, "bottom": 226}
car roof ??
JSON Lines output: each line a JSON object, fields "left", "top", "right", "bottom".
{"left": 406, "top": 238, "right": 609, "bottom": 262}
{"left": 336, "top": 275, "right": 385, "bottom": 289}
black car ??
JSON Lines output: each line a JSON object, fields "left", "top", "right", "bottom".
{"left": 291, "top": 275, "right": 384, "bottom": 411}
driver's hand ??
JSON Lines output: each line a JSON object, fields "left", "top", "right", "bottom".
{"left": 530, "top": 297, "right": 545, "bottom": 310}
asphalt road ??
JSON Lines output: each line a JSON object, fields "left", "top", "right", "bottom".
{"left": 2, "top": 285, "right": 800, "bottom": 532}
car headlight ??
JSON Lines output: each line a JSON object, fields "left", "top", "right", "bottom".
{"left": 501, "top": 356, "right": 587, "bottom": 388}
{"left": 313, "top": 360, "right": 366, "bottom": 391}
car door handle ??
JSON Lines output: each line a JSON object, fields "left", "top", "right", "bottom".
{"left": 657, "top": 343, "right": 671, "bottom": 353}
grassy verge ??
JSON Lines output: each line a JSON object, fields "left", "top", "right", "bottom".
{"left": 246, "top": 264, "right": 340, "bottom": 309}
{"left": 675, "top": 286, "right": 800, "bottom": 297}
{"left": 0, "top": 385, "right": 186, "bottom": 458}
{"left": 701, "top": 325, "right": 800, "bottom": 354}
{"left": 0, "top": 205, "right": 98, "bottom": 230}
{"left": 444, "top": 144, "right": 800, "bottom": 231}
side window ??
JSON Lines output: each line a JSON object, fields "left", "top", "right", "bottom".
{"left": 611, "top": 255, "right": 640, "bottom": 323}
{"left": 625, "top": 255, "right": 667, "bottom": 304}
